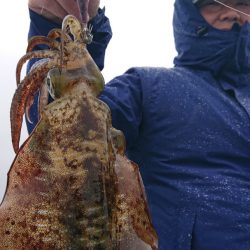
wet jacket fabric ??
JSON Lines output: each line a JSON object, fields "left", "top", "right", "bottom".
{"left": 28, "top": 1, "right": 250, "bottom": 249}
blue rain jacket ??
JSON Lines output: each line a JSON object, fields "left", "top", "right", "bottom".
{"left": 27, "top": 1, "right": 250, "bottom": 249}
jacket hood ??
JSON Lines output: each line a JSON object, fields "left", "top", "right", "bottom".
{"left": 173, "top": 0, "right": 250, "bottom": 74}
{"left": 173, "top": 0, "right": 250, "bottom": 116}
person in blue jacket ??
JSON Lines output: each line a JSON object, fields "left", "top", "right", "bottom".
{"left": 27, "top": 0, "right": 250, "bottom": 249}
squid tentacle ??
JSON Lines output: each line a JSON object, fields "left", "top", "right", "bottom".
{"left": 47, "top": 28, "right": 62, "bottom": 39}
{"left": 26, "top": 28, "right": 72, "bottom": 54}
{"left": 26, "top": 28, "right": 66, "bottom": 52}
{"left": 16, "top": 50, "right": 58, "bottom": 85}
{"left": 77, "top": 0, "right": 90, "bottom": 24}
{"left": 38, "top": 81, "right": 50, "bottom": 119}
{"left": 25, "top": 80, "right": 49, "bottom": 124}
{"left": 12, "top": 15, "right": 92, "bottom": 153}
{"left": 25, "top": 79, "right": 49, "bottom": 124}
{"left": 26, "top": 36, "right": 60, "bottom": 53}
{"left": 11, "top": 59, "right": 60, "bottom": 153}
{"left": 48, "top": 28, "right": 72, "bottom": 43}
{"left": 25, "top": 94, "right": 35, "bottom": 124}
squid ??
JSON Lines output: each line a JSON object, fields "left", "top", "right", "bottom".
{"left": 0, "top": 15, "right": 158, "bottom": 249}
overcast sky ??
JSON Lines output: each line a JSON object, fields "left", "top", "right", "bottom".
{"left": 0, "top": 0, "right": 175, "bottom": 201}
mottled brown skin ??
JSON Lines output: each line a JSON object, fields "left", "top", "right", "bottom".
{"left": 2, "top": 15, "right": 158, "bottom": 249}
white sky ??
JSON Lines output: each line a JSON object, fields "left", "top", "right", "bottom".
{"left": 0, "top": 0, "right": 175, "bottom": 201}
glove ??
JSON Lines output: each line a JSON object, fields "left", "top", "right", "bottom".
{"left": 28, "top": 0, "right": 100, "bottom": 23}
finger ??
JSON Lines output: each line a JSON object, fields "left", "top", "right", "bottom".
{"left": 88, "top": 0, "right": 100, "bottom": 20}
{"left": 57, "top": 0, "right": 83, "bottom": 22}
{"left": 77, "top": 0, "right": 90, "bottom": 24}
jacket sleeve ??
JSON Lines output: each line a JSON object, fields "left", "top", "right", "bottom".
{"left": 26, "top": 8, "right": 112, "bottom": 133}
{"left": 99, "top": 68, "right": 143, "bottom": 149}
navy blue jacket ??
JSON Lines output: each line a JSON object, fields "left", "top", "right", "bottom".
{"left": 27, "top": 1, "right": 250, "bottom": 249}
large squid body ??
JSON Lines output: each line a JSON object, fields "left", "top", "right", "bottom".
{"left": 0, "top": 15, "right": 158, "bottom": 249}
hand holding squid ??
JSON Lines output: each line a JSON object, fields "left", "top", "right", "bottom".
{"left": 28, "top": 0, "right": 100, "bottom": 24}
